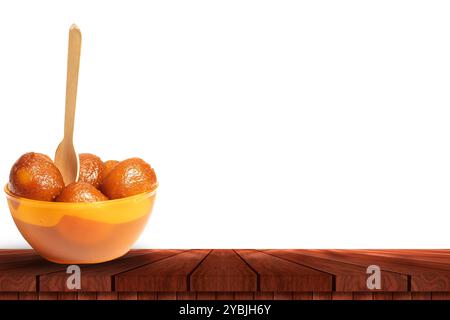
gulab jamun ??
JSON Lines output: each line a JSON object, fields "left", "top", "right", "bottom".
{"left": 9, "top": 152, "right": 65, "bottom": 201}
{"left": 101, "top": 158, "right": 157, "bottom": 199}
{"left": 78, "top": 153, "right": 105, "bottom": 188}
{"left": 56, "top": 182, "right": 108, "bottom": 203}
{"left": 103, "top": 160, "right": 119, "bottom": 179}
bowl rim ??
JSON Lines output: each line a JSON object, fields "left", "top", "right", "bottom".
{"left": 4, "top": 183, "right": 158, "bottom": 208}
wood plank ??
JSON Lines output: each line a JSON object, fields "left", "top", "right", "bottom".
{"left": 234, "top": 292, "right": 254, "bottom": 300}
{"left": 39, "top": 249, "right": 183, "bottom": 292}
{"left": 294, "top": 250, "right": 450, "bottom": 292}
{"left": 38, "top": 292, "right": 58, "bottom": 300}
{"left": 190, "top": 250, "right": 256, "bottom": 292}
{"left": 0, "top": 249, "right": 143, "bottom": 272}
{"left": 97, "top": 292, "right": 118, "bottom": 300}
{"left": 0, "top": 252, "right": 40, "bottom": 269}
{"left": 216, "top": 292, "right": 234, "bottom": 300}
{"left": 373, "top": 292, "right": 393, "bottom": 300}
{"left": 412, "top": 292, "right": 431, "bottom": 300}
{"left": 432, "top": 292, "right": 450, "bottom": 300}
{"left": 359, "top": 249, "right": 450, "bottom": 258}
{"left": 331, "top": 292, "right": 352, "bottom": 300}
{"left": 346, "top": 250, "right": 450, "bottom": 270}
{"left": 392, "top": 292, "right": 411, "bottom": 300}
{"left": 264, "top": 249, "right": 407, "bottom": 292}
{"left": 19, "top": 292, "right": 38, "bottom": 300}
{"left": 138, "top": 292, "right": 157, "bottom": 300}
{"left": 0, "top": 249, "right": 447, "bottom": 299}
{"left": 116, "top": 250, "right": 211, "bottom": 292}
{"left": 158, "top": 292, "right": 177, "bottom": 300}
{"left": 12, "top": 250, "right": 148, "bottom": 292}
{"left": 58, "top": 292, "right": 77, "bottom": 300}
{"left": 313, "top": 292, "right": 331, "bottom": 300}
{"left": 353, "top": 293, "right": 373, "bottom": 300}
{"left": 77, "top": 293, "right": 97, "bottom": 300}
{"left": 292, "top": 292, "right": 313, "bottom": 300}
{"left": 274, "top": 292, "right": 292, "bottom": 300}
{"left": 0, "top": 250, "right": 152, "bottom": 292}
{"left": 0, "top": 293, "right": 18, "bottom": 300}
{"left": 197, "top": 292, "right": 216, "bottom": 300}
{"left": 0, "top": 250, "right": 27, "bottom": 255}
{"left": 118, "top": 292, "right": 138, "bottom": 300}
{"left": 0, "top": 249, "right": 34, "bottom": 254}
{"left": 235, "top": 250, "right": 331, "bottom": 292}
{"left": 0, "top": 257, "right": 68, "bottom": 291}
{"left": 176, "top": 292, "right": 196, "bottom": 300}
{"left": 254, "top": 292, "right": 273, "bottom": 300}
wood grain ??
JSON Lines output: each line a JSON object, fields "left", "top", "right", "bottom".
{"left": 138, "top": 292, "right": 157, "bottom": 300}
{"left": 294, "top": 250, "right": 450, "bottom": 291}
{"left": 216, "top": 292, "right": 234, "bottom": 300}
{"left": 353, "top": 293, "right": 373, "bottom": 300}
{"left": 38, "top": 292, "right": 58, "bottom": 300}
{"left": 373, "top": 292, "right": 393, "bottom": 300}
{"left": 19, "top": 292, "right": 38, "bottom": 300}
{"left": 157, "top": 292, "right": 177, "bottom": 300}
{"left": 0, "top": 249, "right": 449, "bottom": 300}
{"left": 331, "top": 292, "right": 352, "bottom": 300}
{"left": 235, "top": 250, "right": 332, "bottom": 291}
{"left": 118, "top": 292, "right": 138, "bottom": 300}
{"left": 274, "top": 292, "right": 292, "bottom": 300}
{"left": 40, "top": 249, "right": 182, "bottom": 292}
{"left": 392, "top": 292, "right": 411, "bottom": 300}
{"left": 176, "top": 292, "right": 196, "bottom": 300}
{"left": 255, "top": 292, "right": 274, "bottom": 300}
{"left": 190, "top": 249, "right": 256, "bottom": 292}
{"left": 0, "top": 257, "right": 68, "bottom": 291}
{"left": 58, "top": 292, "right": 77, "bottom": 300}
{"left": 77, "top": 292, "right": 96, "bottom": 300}
{"left": 234, "top": 292, "right": 254, "bottom": 300}
{"left": 97, "top": 292, "right": 118, "bottom": 300}
{"left": 0, "top": 292, "right": 18, "bottom": 300}
{"left": 264, "top": 249, "right": 407, "bottom": 291}
{"left": 313, "top": 292, "right": 331, "bottom": 300}
{"left": 116, "top": 250, "right": 210, "bottom": 292}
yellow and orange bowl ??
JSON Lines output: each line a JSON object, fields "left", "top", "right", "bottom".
{"left": 4, "top": 184, "right": 157, "bottom": 264}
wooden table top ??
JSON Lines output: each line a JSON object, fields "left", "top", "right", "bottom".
{"left": 0, "top": 249, "right": 449, "bottom": 300}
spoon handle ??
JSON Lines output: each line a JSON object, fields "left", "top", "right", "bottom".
{"left": 64, "top": 24, "right": 82, "bottom": 142}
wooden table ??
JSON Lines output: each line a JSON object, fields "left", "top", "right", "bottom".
{"left": 0, "top": 249, "right": 449, "bottom": 300}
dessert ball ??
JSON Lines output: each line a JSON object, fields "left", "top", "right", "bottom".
{"left": 101, "top": 158, "right": 157, "bottom": 199}
{"left": 56, "top": 182, "right": 108, "bottom": 203}
{"left": 9, "top": 152, "right": 64, "bottom": 201}
{"left": 103, "top": 160, "right": 119, "bottom": 179}
{"left": 78, "top": 153, "right": 105, "bottom": 188}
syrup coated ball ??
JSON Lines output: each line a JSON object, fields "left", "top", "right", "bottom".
{"left": 9, "top": 152, "right": 64, "bottom": 201}
{"left": 56, "top": 182, "right": 108, "bottom": 203}
{"left": 103, "top": 160, "right": 119, "bottom": 179}
{"left": 101, "top": 158, "right": 157, "bottom": 199}
{"left": 78, "top": 153, "right": 105, "bottom": 188}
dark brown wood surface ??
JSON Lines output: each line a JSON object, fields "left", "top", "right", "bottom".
{"left": 0, "top": 249, "right": 449, "bottom": 300}
{"left": 116, "top": 249, "right": 211, "bottom": 292}
{"left": 291, "top": 249, "right": 450, "bottom": 291}
{"left": 235, "top": 250, "right": 332, "bottom": 291}
{"left": 190, "top": 250, "right": 257, "bottom": 292}
{"left": 263, "top": 249, "right": 408, "bottom": 291}
{"left": 40, "top": 249, "right": 183, "bottom": 292}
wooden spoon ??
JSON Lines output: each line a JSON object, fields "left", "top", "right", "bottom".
{"left": 55, "top": 24, "right": 82, "bottom": 185}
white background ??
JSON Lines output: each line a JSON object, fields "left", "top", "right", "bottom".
{"left": 1, "top": 0, "right": 449, "bottom": 249}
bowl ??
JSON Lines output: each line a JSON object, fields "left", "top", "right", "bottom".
{"left": 4, "top": 184, "right": 157, "bottom": 264}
